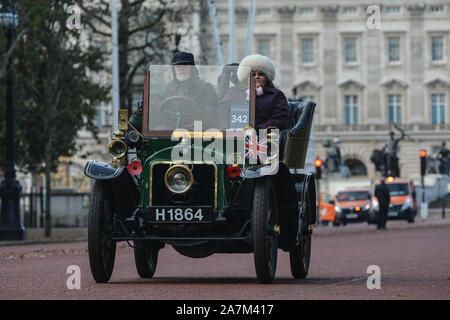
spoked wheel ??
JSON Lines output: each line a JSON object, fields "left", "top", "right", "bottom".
{"left": 290, "top": 214, "right": 312, "bottom": 279}
{"left": 252, "top": 177, "right": 278, "bottom": 284}
{"left": 134, "top": 242, "right": 159, "bottom": 279}
{"left": 88, "top": 180, "right": 117, "bottom": 283}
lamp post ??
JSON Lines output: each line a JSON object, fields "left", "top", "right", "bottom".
{"left": 0, "top": 0, "right": 25, "bottom": 240}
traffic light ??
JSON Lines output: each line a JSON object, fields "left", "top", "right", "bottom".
{"left": 420, "top": 149, "right": 427, "bottom": 176}
{"left": 315, "top": 157, "right": 323, "bottom": 179}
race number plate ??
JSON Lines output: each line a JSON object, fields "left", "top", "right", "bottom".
{"left": 229, "top": 104, "right": 249, "bottom": 129}
{"left": 147, "top": 207, "right": 213, "bottom": 223}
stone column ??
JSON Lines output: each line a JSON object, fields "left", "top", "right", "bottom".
{"left": 408, "top": 4, "right": 426, "bottom": 123}
{"left": 277, "top": 6, "right": 296, "bottom": 95}
{"left": 320, "top": 6, "right": 339, "bottom": 124}
{"left": 235, "top": 7, "right": 248, "bottom": 61}
{"left": 365, "top": 23, "right": 382, "bottom": 123}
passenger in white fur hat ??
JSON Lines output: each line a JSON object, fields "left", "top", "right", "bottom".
{"left": 218, "top": 54, "right": 290, "bottom": 130}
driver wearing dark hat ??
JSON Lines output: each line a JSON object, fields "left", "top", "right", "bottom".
{"left": 172, "top": 51, "right": 195, "bottom": 65}
{"left": 129, "top": 51, "right": 217, "bottom": 132}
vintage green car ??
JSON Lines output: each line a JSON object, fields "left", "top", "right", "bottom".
{"left": 84, "top": 65, "right": 317, "bottom": 284}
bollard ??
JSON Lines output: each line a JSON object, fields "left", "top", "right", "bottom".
{"left": 420, "top": 202, "right": 428, "bottom": 221}
{"left": 443, "top": 203, "right": 446, "bottom": 219}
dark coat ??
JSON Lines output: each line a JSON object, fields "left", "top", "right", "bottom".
{"left": 255, "top": 87, "right": 290, "bottom": 130}
{"left": 163, "top": 73, "right": 217, "bottom": 118}
{"left": 375, "top": 182, "right": 391, "bottom": 209}
{"left": 129, "top": 67, "right": 217, "bottom": 131}
{"left": 217, "top": 85, "right": 290, "bottom": 130}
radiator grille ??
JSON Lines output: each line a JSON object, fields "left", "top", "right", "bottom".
{"left": 150, "top": 163, "right": 216, "bottom": 207}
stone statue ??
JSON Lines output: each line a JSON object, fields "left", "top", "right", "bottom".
{"left": 437, "top": 142, "right": 450, "bottom": 175}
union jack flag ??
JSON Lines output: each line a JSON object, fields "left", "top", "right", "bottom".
{"left": 245, "top": 134, "right": 268, "bottom": 163}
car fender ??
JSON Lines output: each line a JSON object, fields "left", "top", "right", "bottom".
{"left": 241, "top": 161, "right": 279, "bottom": 178}
{"left": 271, "top": 164, "right": 316, "bottom": 251}
{"left": 84, "top": 160, "right": 139, "bottom": 219}
{"left": 84, "top": 160, "right": 124, "bottom": 180}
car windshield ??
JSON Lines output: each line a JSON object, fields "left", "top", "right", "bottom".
{"left": 388, "top": 183, "right": 409, "bottom": 196}
{"left": 145, "top": 65, "right": 252, "bottom": 136}
{"left": 337, "top": 191, "right": 368, "bottom": 201}
{"left": 321, "top": 192, "right": 334, "bottom": 203}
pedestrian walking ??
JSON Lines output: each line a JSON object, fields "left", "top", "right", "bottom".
{"left": 375, "top": 178, "right": 390, "bottom": 230}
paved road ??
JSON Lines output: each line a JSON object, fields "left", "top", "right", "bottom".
{"left": 1, "top": 219, "right": 449, "bottom": 300}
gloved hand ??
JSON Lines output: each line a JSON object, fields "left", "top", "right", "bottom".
{"left": 217, "top": 63, "right": 240, "bottom": 100}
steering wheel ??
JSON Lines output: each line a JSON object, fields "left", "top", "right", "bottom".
{"left": 158, "top": 96, "right": 198, "bottom": 129}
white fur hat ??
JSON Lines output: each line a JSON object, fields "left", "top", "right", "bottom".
{"left": 237, "top": 54, "right": 276, "bottom": 83}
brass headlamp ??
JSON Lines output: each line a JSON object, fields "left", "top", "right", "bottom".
{"left": 164, "top": 164, "right": 194, "bottom": 194}
{"left": 109, "top": 109, "right": 129, "bottom": 166}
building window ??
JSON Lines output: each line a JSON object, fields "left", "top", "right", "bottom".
{"left": 301, "top": 38, "right": 314, "bottom": 64}
{"left": 220, "top": 38, "right": 229, "bottom": 64}
{"left": 256, "top": 8, "right": 271, "bottom": 16}
{"left": 344, "top": 95, "right": 358, "bottom": 124}
{"left": 300, "top": 95, "right": 315, "bottom": 102}
{"left": 297, "top": 7, "right": 314, "bottom": 15}
{"left": 429, "top": 5, "right": 444, "bottom": 12}
{"left": 257, "top": 39, "right": 271, "bottom": 57}
{"left": 96, "top": 103, "right": 112, "bottom": 127}
{"left": 431, "top": 94, "right": 445, "bottom": 124}
{"left": 344, "top": 159, "right": 368, "bottom": 176}
{"left": 383, "top": 6, "right": 400, "bottom": 14}
{"left": 343, "top": 37, "right": 357, "bottom": 63}
{"left": 387, "top": 36, "right": 400, "bottom": 62}
{"left": 216, "top": 10, "right": 228, "bottom": 19}
{"left": 388, "top": 94, "right": 402, "bottom": 124}
{"left": 431, "top": 36, "right": 444, "bottom": 62}
{"left": 342, "top": 7, "right": 357, "bottom": 15}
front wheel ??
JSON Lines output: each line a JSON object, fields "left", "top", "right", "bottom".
{"left": 134, "top": 242, "right": 159, "bottom": 278}
{"left": 88, "top": 181, "right": 116, "bottom": 283}
{"left": 252, "top": 177, "right": 278, "bottom": 284}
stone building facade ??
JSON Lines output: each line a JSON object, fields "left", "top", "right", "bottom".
{"left": 44, "top": 0, "right": 450, "bottom": 191}
{"left": 214, "top": 0, "right": 450, "bottom": 179}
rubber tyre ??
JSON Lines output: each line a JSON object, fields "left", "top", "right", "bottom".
{"left": 252, "top": 177, "right": 278, "bottom": 284}
{"left": 88, "top": 180, "right": 116, "bottom": 283}
{"left": 289, "top": 208, "right": 312, "bottom": 279}
{"left": 134, "top": 243, "right": 159, "bottom": 278}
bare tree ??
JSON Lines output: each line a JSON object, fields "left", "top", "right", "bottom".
{"left": 78, "top": 0, "right": 192, "bottom": 113}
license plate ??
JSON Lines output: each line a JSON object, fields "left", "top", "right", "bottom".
{"left": 346, "top": 213, "right": 358, "bottom": 219}
{"left": 388, "top": 211, "right": 398, "bottom": 217}
{"left": 147, "top": 207, "right": 213, "bottom": 223}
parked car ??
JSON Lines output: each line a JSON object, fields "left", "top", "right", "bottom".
{"left": 84, "top": 65, "right": 318, "bottom": 284}
{"left": 368, "top": 178, "right": 417, "bottom": 223}
{"left": 335, "top": 187, "right": 371, "bottom": 225}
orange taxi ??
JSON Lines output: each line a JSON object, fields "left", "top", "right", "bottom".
{"left": 369, "top": 178, "right": 417, "bottom": 223}
{"left": 335, "top": 187, "right": 371, "bottom": 225}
